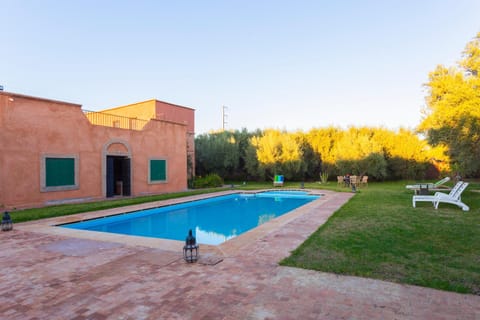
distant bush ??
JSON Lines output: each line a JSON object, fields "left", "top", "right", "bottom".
{"left": 193, "top": 174, "right": 224, "bottom": 188}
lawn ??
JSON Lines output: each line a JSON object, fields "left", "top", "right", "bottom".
{"left": 281, "top": 180, "right": 480, "bottom": 295}
{"left": 9, "top": 188, "right": 225, "bottom": 223}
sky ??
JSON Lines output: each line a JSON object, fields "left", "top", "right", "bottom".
{"left": 1, "top": 0, "right": 480, "bottom": 135}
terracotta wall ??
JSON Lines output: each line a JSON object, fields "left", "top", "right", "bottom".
{"left": 0, "top": 92, "right": 190, "bottom": 209}
{"left": 155, "top": 101, "right": 195, "bottom": 176}
{"left": 88, "top": 100, "right": 195, "bottom": 170}
{"left": 155, "top": 101, "right": 195, "bottom": 134}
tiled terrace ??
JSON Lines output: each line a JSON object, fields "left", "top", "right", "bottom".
{"left": 1, "top": 190, "right": 479, "bottom": 319}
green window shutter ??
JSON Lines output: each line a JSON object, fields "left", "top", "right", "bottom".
{"left": 46, "top": 158, "right": 75, "bottom": 187}
{"left": 150, "top": 159, "right": 166, "bottom": 181}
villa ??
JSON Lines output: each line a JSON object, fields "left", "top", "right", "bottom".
{"left": 0, "top": 91, "right": 195, "bottom": 209}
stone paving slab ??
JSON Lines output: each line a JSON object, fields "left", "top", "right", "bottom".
{"left": 1, "top": 190, "right": 479, "bottom": 319}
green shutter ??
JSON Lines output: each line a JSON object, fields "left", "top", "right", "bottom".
{"left": 46, "top": 158, "right": 75, "bottom": 187}
{"left": 150, "top": 159, "right": 166, "bottom": 181}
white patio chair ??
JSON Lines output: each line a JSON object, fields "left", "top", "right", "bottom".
{"left": 412, "top": 182, "right": 470, "bottom": 211}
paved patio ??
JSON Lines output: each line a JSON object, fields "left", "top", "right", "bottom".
{"left": 1, "top": 190, "right": 479, "bottom": 319}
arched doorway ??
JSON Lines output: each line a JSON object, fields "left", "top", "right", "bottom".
{"left": 103, "top": 140, "right": 132, "bottom": 197}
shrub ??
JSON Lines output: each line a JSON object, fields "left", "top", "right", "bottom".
{"left": 361, "top": 152, "right": 388, "bottom": 180}
{"left": 319, "top": 172, "right": 329, "bottom": 183}
{"left": 193, "top": 174, "right": 224, "bottom": 188}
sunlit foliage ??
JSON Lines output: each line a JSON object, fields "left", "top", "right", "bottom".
{"left": 420, "top": 32, "right": 480, "bottom": 177}
{"left": 250, "top": 130, "right": 306, "bottom": 180}
{"left": 195, "top": 127, "right": 448, "bottom": 181}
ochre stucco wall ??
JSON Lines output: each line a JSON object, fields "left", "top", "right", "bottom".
{"left": 0, "top": 92, "right": 190, "bottom": 209}
{"left": 98, "top": 100, "right": 157, "bottom": 121}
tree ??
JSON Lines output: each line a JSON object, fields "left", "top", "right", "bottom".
{"left": 419, "top": 32, "right": 480, "bottom": 177}
{"left": 297, "top": 133, "right": 321, "bottom": 180}
{"left": 232, "top": 128, "right": 256, "bottom": 180}
{"left": 305, "top": 127, "right": 341, "bottom": 174}
{"left": 194, "top": 131, "right": 240, "bottom": 178}
{"left": 195, "top": 125, "right": 448, "bottom": 182}
{"left": 250, "top": 129, "right": 306, "bottom": 180}
{"left": 359, "top": 153, "right": 387, "bottom": 180}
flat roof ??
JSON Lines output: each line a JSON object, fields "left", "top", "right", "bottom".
{"left": 101, "top": 98, "right": 195, "bottom": 113}
{"left": 0, "top": 91, "right": 82, "bottom": 108}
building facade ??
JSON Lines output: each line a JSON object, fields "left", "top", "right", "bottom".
{"left": 0, "top": 92, "right": 195, "bottom": 209}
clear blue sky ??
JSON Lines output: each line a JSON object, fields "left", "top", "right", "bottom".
{"left": 1, "top": 0, "right": 479, "bottom": 134}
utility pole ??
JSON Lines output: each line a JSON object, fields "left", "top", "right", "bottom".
{"left": 222, "top": 105, "right": 228, "bottom": 131}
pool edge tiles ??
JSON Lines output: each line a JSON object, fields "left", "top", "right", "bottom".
{"left": 14, "top": 189, "right": 325, "bottom": 253}
{"left": 59, "top": 191, "right": 321, "bottom": 245}
{"left": 57, "top": 193, "right": 242, "bottom": 229}
{"left": 59, "top": 190, "right": 324, "bottom": 230}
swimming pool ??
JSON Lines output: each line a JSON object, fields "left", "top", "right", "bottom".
{"left": 61, "top": 191, "right": 320, "bottom": 245}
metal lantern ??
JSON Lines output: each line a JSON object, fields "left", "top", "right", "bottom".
{"left": 1, "top": 211, "right": 13, "bottom": 231}
{"left": 183, "top": 229, "right": 199, "bottom": 263}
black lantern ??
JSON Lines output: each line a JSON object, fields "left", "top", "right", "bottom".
{"left": 1, "top": 211, "right": 13, "bottom": 231}
{"left": 183, "top": 229, "right": 199, "bottom": 263}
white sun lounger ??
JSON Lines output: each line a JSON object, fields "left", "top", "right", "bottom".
{"left": 406, "top": 177, "right": 451, "bottom": 194}
{"left": 412, "top": 181, "right": 470, "bottom": 211}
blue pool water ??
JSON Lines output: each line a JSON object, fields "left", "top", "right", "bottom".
{"left": 61, "top": 192, "right": 320, "bottom": 245}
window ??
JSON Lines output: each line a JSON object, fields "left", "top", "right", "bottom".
{"left": 41, "top": 155, "right": 79, "bottom": 192}
{"left": 149, "top": 159, "right": 167, "bottom": 183}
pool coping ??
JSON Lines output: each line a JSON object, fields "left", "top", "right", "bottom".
{"left": 15, "top": 189, "right": 327, "bottom": 258}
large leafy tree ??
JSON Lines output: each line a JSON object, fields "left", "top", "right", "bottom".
{"left": 419, "top": 32, "right": 480, "bottom": 177}
{"left": 194, "top": 131, "right": 240, "bottom": 178}
{"left": 250, "top": 129, "right": 306, "bottom": 180}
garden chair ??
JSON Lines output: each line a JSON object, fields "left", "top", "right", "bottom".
{"left": 337, "top": 176, "right": 344, "bottom": 186}
{"left": 273, "top": 175, "right": 284, "bottom": 187}
{"left": 412, "top": 181, "right": 470, "bottom": 211}
{"left": 406, "top": 177, "right": 451, "bottom": 194}
{"left": 359, "top": 176, "right": 368, "bottom": 187}
{"left": 349, "top": 175, "right": 358, "bottom": 188}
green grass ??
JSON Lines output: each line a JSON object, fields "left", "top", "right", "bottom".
{"left": 10, "top": 188, "right": 225, "bottom": 223}
{"left": 280, "top": 180, "right": 480, "bottom": 295}
{"left": 232, "top": 180, "right": 347, "bottom": 192}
